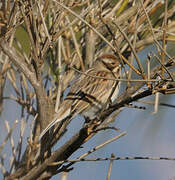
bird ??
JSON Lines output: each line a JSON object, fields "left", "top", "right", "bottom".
{"left": 39, "top": 54, "right": 121, "bottom": 140}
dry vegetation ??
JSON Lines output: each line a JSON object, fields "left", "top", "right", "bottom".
{"left": 0, "top": 0, "right": 175, "bottom": 179}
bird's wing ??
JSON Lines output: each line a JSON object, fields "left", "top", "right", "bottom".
{"left": 39, "top": 70, "right": 118, "bottom": 141}
{"left": 66, "top": 70, "right": 117, "bottom": 114}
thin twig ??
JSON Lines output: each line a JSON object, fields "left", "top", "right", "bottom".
{"left": 50, "top": 131, "right": 126, "bottom": 166}
{"left": 138, "top": 100, "right": 175, "bottom": 108}
{"left": 16, "top": 117, "right": 27, "bottom": 168}
{"left": 107, "top": 154, "right": 115, "bottom": 180}
{"left": 161, "top": 0, "right": 168, "bottom": 78}
{"left": 147, "top": 54, "right": 151, "bottom": 82}
{"left": 50, "top": 156, "right": 175, "bottom": 163}
{"left": 152, "top": 92, "right": 160, "bottom": 114}
{"left": 65, "top": 16, "right": 85, "bottom": 71}
{"left": 53, "top": 0, "right": 142, "bottom": 77}
{"left": 5, "top": 120, "right": 17, "bottom": 171}
{"left": 139, "top": 0, "right": 175, "bottom": 64}
{"left": 61, "top": 171, "right": 68, "bottom": 180}
{"left": 128, "top": 11, "right": 139, "bottom": 87}
{"left": 0, "top": 155, "right": 8, "bottom": 177}
{"left": 153, "top": 53, "right": 174, "bottom": 81}
{"left": 55, "top": 37, "right": 63, "bottom": 112}
{"left": 52, "top": 0, "right": 116, "bottom": 52}
{"left": 20, "top": 2, "right": 39, "bottom": 61}
{"left": 70, "top": 66, "right": 162, "bottom": 82}
{"left": 37, "top": 2, "right": 51, "bottom": 43}
{"left": 0, "top": 120, "right": 18, "bottom": 155}
{"left": 111, "top": 20, "right": 146, "bottom": 80}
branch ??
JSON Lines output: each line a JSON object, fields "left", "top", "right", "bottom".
{"left": 0, "top": 38, "right": 54, "bottom": 137}
{"left": 16, "top": 90, "right": 152, "bottom": 180}
{"left": 20, "top": 127, "right": 89, "bottom": 180}
{"left": 0, "top": 39, "right": 38, "bottom": 88}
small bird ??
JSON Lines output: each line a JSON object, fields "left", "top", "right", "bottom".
{"left": 39, "top": 54, "right": 121, "bottom": 140}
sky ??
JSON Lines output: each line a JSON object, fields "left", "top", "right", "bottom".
{"left": 0, "top": 43, "right": 175, "bottom": 180}
{"left": 49, "top": 93, "right": 175, "bottom": 180}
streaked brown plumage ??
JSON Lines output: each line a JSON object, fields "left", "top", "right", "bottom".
{"left": 39, "top": 54, "right": 121, "bottom": 140}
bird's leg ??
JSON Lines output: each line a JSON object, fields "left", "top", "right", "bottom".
{"left": 84, "top": 116, "right": 101, "bottom": 128}
{"left": 84, "top": 116, "right": 91, "bottom": 124}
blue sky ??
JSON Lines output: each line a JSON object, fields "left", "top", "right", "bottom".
{"left": 0, "top": 43, "right": 175, "bottom": 180}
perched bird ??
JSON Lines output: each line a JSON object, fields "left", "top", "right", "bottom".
{"left": 39, "top": 54, "right": 121, "bottom": 140}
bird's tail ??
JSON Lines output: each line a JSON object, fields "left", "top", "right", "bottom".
{"left": 38, "top": 101, "right": 71, "bottom": 141}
